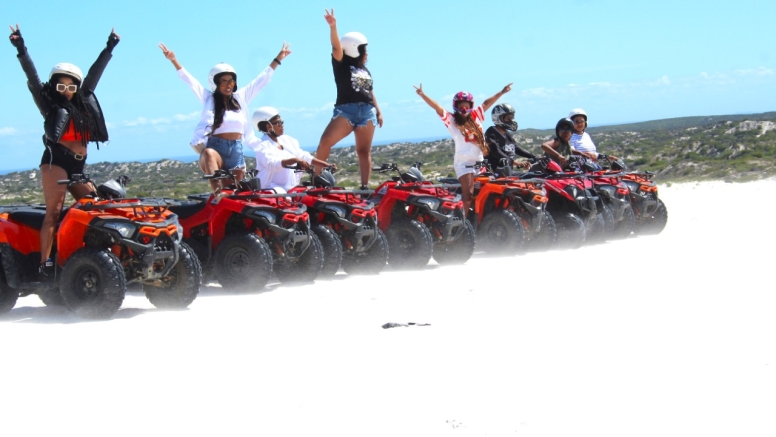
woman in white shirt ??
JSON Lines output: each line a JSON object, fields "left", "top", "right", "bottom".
{"left": 251, "top": 106, "right": 335, "bottom": 192}
{"left": 159, "top": 42, "right": 291, "bottom": 191}
{"left": 568, "top": 108, "right": 618, "bottom": 163}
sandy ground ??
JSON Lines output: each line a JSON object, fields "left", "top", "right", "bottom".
{"left": 2, "top": 179, "right": 775, "bottom": 437}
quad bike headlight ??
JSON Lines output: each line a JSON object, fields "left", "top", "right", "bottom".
{"left": 415, "top": 197, "right": 441, "bottom": 211}
{"left": 324, "top": 204, "right": 347, "bottom": 218}
{"left": 253, "top": 210, "right": 276, "bottom": 224}
{"left": 103, "top": 221, "right": 136, "bottom": 238}
{"left": 564, "top": 185, "right": 579, "bottom": 199}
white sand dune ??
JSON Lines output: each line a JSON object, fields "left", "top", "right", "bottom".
{"left": 2, "top": 179, "right": 775, "bottom": 436}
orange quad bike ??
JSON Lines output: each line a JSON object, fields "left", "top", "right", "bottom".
{"left": 0, "top": 174, "right": 202, "bottom": 319}
{"left": 440, "top": 160, "right": 554, "bottom": 254}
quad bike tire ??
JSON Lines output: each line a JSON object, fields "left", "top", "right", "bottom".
{"left": 477, "top": 209, "right": 525, "bottom": 254}
{"left": 313, "top": 225, "right": 343, "bottom": 279}
{"left": 0, "top": 267, "right": 18, "bottom": 315}
{"left": 635, "top": 199, "right": 668, "bottom": 235}
{"left": 38, "top": 288, "right": 65, "bottom": 307}
{"left": 612, "top": 206, "right": 636, "bottom": 239}
{"left": 600, "top": 203, "right": 616, "bottom": 235}
{"left": 385, "top": 219, "right": 433, "bottom": 269}
{"left": 342, "top": 228, "right": 388, "bottom": 275}
{"left": 214, "top": 232, "right": 273, "bottom": 290}
{"left": 551, "top": 212, "right": 586, "bottom": 249}
{"left": 145, "top": 242, "right": 202, "bottom": 309}
{"left": 60, "top": 247, "right": 126, "bottom": 320}
{"left": 274, "top": 233, "right": 324, "bottom": 283}
{"left": 432, "top": 219, "right": 475, "bottom": 265}
{"left": 529, "top": 211, "right": 557, "bottom": 252}
{"left": 586, "top": 212, "right": 607, "bottom": 244}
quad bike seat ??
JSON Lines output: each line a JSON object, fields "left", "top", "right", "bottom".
{"left": 8, "top": 206, "right": 69, "bottom": 229}
{"left": 169, "top": 201, "right": 208, "bottom": 219}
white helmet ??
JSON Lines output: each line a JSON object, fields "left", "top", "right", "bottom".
{"left": 252, "top": 106, "right": 280, "bottom": 130}
{"left": 208, "top": 63, "right": 237, "bottom": 91}
{"left": 49, "top": 63, "right": 83, "bottom": 83}
{"left": 340, "top": 32, "right": 368, "bottom": 58}
{"left": 568, "top": 108, "right": 588, "bottom": 121}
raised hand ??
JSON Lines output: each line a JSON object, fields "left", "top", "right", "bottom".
{"left": 276, "top": 41, "right": 292, "bottom": 62}
{"left": 8, "top": 23, "right": 23, "bottom": 48}
{"left": 158, "top": 42, "right": 176, "bottom": 61}
{"left": 324, "top": 8, "right": 336, "bottom": 27}
{"left": 501, "top": 83, "right": 513, "bottom": 94}
{"left": 107, "top": 27, "right": 120, "bottom": 49}
{"left": 413, "top": 83, "right": 424, "bottom": 96}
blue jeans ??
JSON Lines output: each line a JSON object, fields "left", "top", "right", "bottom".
{"left": 206, "top": 136, "right": 245, "bottom": 169}
{"left": 332, "top": 103, "right": 377, "bottom": 128}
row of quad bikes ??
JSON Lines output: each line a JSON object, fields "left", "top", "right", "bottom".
{"left": 0, "top": 156, "right": 667, "bottom": 319}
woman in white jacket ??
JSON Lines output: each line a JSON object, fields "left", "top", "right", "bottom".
{"left": 251, "top": 106, "right": 335, "bottom": 192}
{"left": 159, "top": 42, "right": 291, "bottom": 191}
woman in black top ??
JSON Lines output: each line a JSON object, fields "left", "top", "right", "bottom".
{"left": 9, "top": 24, "right": 119, "bottom": 276}
{"left": 315, "top": 8, "right": 382, "bottom": 189}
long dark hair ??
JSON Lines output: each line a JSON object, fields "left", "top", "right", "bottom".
{"left": 452, "top": 111, "right": 488, "bottom": 156}
{"left": 210, "top": 72, "right": 241, "bottom": 133}
{"left": 43, "top": 74, "right": 99, "bottom": 147}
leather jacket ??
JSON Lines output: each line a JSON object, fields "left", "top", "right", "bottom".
{"left": 16, "top": 46, "right": 113, "bottom": 146}
{"left": 484, "top": 126, "right": 536, "bottom": 172}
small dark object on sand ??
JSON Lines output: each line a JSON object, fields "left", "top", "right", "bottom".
{"left": 382, "top": 322, "right": 431, "bottom": 329}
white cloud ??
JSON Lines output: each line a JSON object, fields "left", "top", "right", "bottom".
{"left": 173, "top": 112, "right": 199, "bottom": 121}
{"left": 734, "top": 67, "right": 773, "bottom": 76}
{"left": 0, "top": 127, "right": 18, "bottom": 136}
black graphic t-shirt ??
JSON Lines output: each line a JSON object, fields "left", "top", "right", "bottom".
{"left": 332, "top": 56, "right": 374, "bottom": 105}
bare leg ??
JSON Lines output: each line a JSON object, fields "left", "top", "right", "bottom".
{"left": 39, "top": 165, "right": 69, "bottom": 264}
{"left": 199, "top": 149, "right": 224, "bottom": 191}
{"left": 458, "top": 173, "right": 475, "bottom": 214}
{"left": 315, "top": 117, "right": 354, "bottom": 174}
{"left": 354, "top": 121, "right": 376, "bottom": 186}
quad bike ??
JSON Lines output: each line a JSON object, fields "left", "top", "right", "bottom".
{"left": 369, "top": 162, "right": 474, "bottom": 268}
{"left": 440, "top": 160, "right": 555, "bottom": 253}
{"left": 0, "top": 174, "right": 201, "bottom": 319}
{"left": 287, "top": 166, "right": 387, "bottom": 277}
{"left": 614, "top": 164, "right": 668, "bottom": 235}
{"left": 528, "top": 156, "right": 608, "bottom": 248}
{"left": 169, "top": 169, "right": 323, "bottom": 289}
{"left": 576, "top": 155, "right": 636, "bottom": 240}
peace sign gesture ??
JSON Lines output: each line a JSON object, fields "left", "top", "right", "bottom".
{"left": 324, "top": 8, "right": 336, "bottom": 27}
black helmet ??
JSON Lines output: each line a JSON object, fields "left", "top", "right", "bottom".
{"left": 491, "top": 103, "right": 518, "bottom": 131}
{"left": 555, "top": 118, "right": 574, "bottom": 138}
{"left": 401, "top": 167, "right": 423, "bottom": 183}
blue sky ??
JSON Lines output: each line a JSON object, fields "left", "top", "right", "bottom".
{"left": 1, "top": 0, "right": 774, "bottom": 172}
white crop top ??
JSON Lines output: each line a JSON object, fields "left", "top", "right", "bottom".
{"left": 212, "top": 110, "right": 244, "bottom": 135}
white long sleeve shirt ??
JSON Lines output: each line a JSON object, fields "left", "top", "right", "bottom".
{"left": 177, "top": 66, "right": 274, "bottom": 147}
{"left": 252, "top": 133, "right": 314, "bottom": 191}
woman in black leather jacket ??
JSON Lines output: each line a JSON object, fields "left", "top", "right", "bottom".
{"left": 9, "top": 24, "right": 119, "bottom": 277}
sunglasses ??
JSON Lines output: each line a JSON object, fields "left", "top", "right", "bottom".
{"left": 270, "top": 119, "right": 284, "bottom": 126}
{"left": 218, "top": 78, "right": 236, "bottom": 85}
{"left": 56, "top": 83, "right": 78, "bottom": 93}
{"left": 559, "top": 127, "right": 572, "bottom": 133}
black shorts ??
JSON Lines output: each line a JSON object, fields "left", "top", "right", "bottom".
{"left": 40, "top": 143, "right": 87, "bottom": 178}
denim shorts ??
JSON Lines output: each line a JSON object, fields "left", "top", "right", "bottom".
{"left": 332, "top": 102, "right": 378, "bottom": 128}
{"left": 206, "top": 136, "right": 245, "bottom": 169}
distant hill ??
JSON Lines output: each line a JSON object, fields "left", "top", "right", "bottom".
{"left": 2, "top": 112, "right": 775, "bottom": 205}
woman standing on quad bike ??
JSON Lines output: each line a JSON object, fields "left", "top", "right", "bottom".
{"left": 314, "top": 8, "right": 383, "bottom": 191}
{"left": 414, "top": 83, "right": 512, "bottom": 213}
{"left": 9, "top": 24, "right": 120, "bottom": 278}
{"left": 251, "top": 106, "right": 336, "bottom": 192}
{"left": 541, "top": 118, "right": 575, "bottom": 167}
{"left": 484, "top": 103, "right": 536, "bottom": 176}
{"left": 158, "top": 41, "right": 291, "bottom": 192}
{"left": 568, "top": 108, "right": 618, "bottom": 163}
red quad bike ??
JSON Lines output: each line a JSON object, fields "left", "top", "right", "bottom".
{"left": 616, "top": 165, "right": 668, "bottom": 236}
{"left": 584, "top": 155, "right": 637, "bottom": 240}
{"left": 530, "top": 156, "right": 608, "bottom": 248}
{"left": 369, "top": 162, "right": 474, "bottom": 268}
{"left": 0, "top": 174, "right": 201, "bottom": 319}
{"left": 169, "top": 169, "right": 323, "bottom": 289}
{"left": 287, "top": 166, "right": 388, "bottom": 277}
{"left": 441, "top": 160, "right": 556, "bottom": 253}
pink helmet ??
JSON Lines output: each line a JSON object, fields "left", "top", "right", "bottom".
{"left": 453, "top": 91, "right": 474, "bottom": 114}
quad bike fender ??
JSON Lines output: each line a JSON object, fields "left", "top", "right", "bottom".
{"left": 0, "top": 243, "right": 22, "bottom": 289}
{"left": 56, "top": 209, "right": 93, "bottom": 265}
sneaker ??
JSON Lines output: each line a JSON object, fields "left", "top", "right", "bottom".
{"left": 359, "top": 185, "right": 369, "bottom": 191}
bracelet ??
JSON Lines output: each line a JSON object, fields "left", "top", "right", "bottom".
{"left": 273, "top": 58, "right": 281, "bottom": 65}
